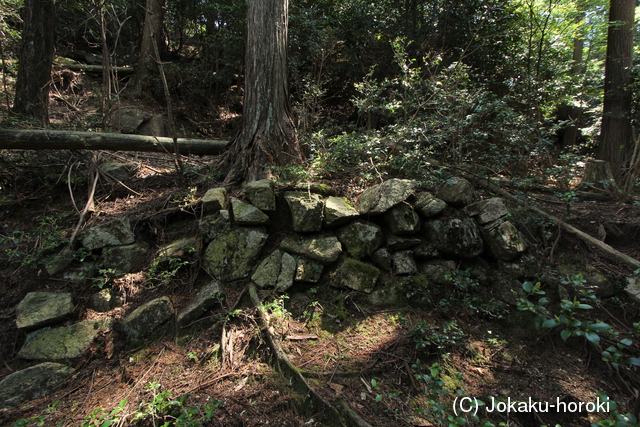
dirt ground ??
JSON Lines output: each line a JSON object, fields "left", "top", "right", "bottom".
{"left": 0, "top": 70, "right": 639, "bottom": 427}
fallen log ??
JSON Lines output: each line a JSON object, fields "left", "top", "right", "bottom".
{"left": 0, "top": 129, "right": 229, "bottom": 155}
{"left": 465, "top": 173, "right": 640, "bottom": 271}
{"left": 55, "top": 63, "right": 135, "bottom": 74}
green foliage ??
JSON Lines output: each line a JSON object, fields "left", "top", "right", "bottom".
{"left": 590, "top": 393, "right": 639, "bottom": 427}
{"left": 81, "top": 399, "right": 126, "bottom": 427}
{"left": 146, "top": 249, "right": 195, "bottom": 287}
{"left": 410, "top": 320, "right": 465, "bottom": 354}
{"left": 11, "top": 400, "right": 60, "bottom": 427}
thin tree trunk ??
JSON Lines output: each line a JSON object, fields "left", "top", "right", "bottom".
{"left": 217, "top": 0, "right": 303, "bottom": 185}
{"left": 12, "top": 0, "right": 55, "bottom": 124}
{"left": 597, "top": 0, "right": 636, "bottom": 185}
{"left": 133, "top": 0, "right": 165, "bottom": 94}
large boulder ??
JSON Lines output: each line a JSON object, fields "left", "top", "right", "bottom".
{"left": 123, "top": 297, "right": 174, "bottom": 348}
{"left": 138, "top": 114, "right": 167, "bottom": 137}
{"left": 80, "top": 217, "right": 135, "bottom": 251}
{"left": 16, "top": 292, "right": 74, "bottom": 330}
{"left": 0, "top": 362, "right": 74, "bottom": 409}
{"left": 423, "top": 217, "right": 484, "bottom": 258}
{"left": 359, "top": 178, "right": 417, "bottom": 215}
{"left": 102, "top": 162, "right": 139, "bottom": 182}
{"left": 280, "top": 234, "right": 342, "bottom": 264}
{"left": 203, "top": 227, "right": 268, "bottom": 281}
{"left": 285, "top": 192, "right": 324, "bottom": 232}
{"left": 335, "top": 221, "right": 383, "bottom": 259}
{"left": 108, "top": 108, "right": 148, "bottom": 133}
{"left": 178, "top": 281, "right": 224, "bottom": 328}
{"left": 482, "top": 220, "right": 527, "bottom": 261}
{"left": 231, "top": 198, "right": 270, "bottom": 226}
{"left": 332, "top": 258, "right": 380, "bottom": 293}
{"left": 18, "top": 318, "right": 113, "bottom": 360}
{"left": 437, "top": 177, "right": 476, "bottom": 208}
{"left": 244, "top": 179, "right": 276, "bottom": 212}
{"left": 383, "top": 203, "right": 420, "bottom": 235}
{"left": 323, "top": 196, "right": 359, "bottom": 228}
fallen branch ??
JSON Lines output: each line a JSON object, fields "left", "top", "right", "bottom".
{"left": 0, "top": 129, "right": 229, "bottom": 156}
{"left": 466, "top": 173, "right": 640, "bottom": 270}
{"left": 55, "top": 63, "right": 135, "bottom": 75}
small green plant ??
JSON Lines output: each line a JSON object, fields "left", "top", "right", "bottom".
{"left": 11, "top": 401, "right": 61, "bottom": 427}
{"left": 81, "top": 399, "right": 126, "bottom": 427}
{"left": 146, "top": 253, "right": 193, "bottom": 287}
{"left": 590, "top": 393, "right": 639, "bottom": 427}
{"left": 411, "top": 320, "right": 465, "bottom": 354}
{"left": 602, "top": 339, "right": 640, "bottom": 369}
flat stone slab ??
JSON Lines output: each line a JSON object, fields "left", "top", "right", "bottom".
{"left": 465, "top": 198, "right": 508, "bottom": 225}
{"left": 244, "top": 179, "right": 276, "bottom": 212}
{"left": 332, "top": 258, "right": 380, "bottom": 293}
{"left": 231, "top": 198, "right": 270, "bottom": 225}
{"left": 324, "top": 196, "right": 359, "bottom": 228}
{"left": 280, "top": 234, "right": 342, "bottom": 264}
{"left": 80, "top": 217, "right": 135, "bottom": 250}
{"left": 18, "top": 318, "right": 113, "bottom": 360}
{"left": 123, "top": 296, "right": 174, "bottom": 348}
{"left": 16, "top": 292, "right": 74, "bottom": 330}
{"left": 415, "top": 192, "right": 447, "bottom": 218}
{"left": 202, "top": 187, "right": 227, "bottom": 212}
{"left": 0, "top": 362, "right": 73, "bottom": 409}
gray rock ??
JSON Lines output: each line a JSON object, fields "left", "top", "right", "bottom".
{"left": 109, "top": 108, "right": 148, "bottom": 133}
{"left": 158, "top": 237, "right": 196, "bottom": 258}
{"left": 276, "top": 252, "right": 297, "bottom": 292}
{"left": 252, "top": 250, "right": 285, "bottom": 288}
{"left": 332, "top": 258, "right": 380, "bottom": 293}
{"left": 199, "top": 211, "right": 231, "bottom": 242}
{"left": 392, "top": 250, "right": 417, "bottom": 275}
{"left": 437, "top": 177, "right": 476, "bottom": 208}
{"left": 324, "top": 196, "right": 359, "bottom": 228}
{"left": 335, "top": 221, "right": 383, "bottom": 259}
{"left": 386, "top": 234, "right": 422, "bottom": 251}
{"left": 61, "top": 263, "right": 98, "bottom": 287}
{"left": 295, "top": 257, "right": 324, "bottom": 283}
{"left": 482, "top": 220, "right": 527, "bottom": 261}
{"left": 0, "top": 362, "right": 73, "bottom": 409}
{"left": 419, "top": 260, "right": 457, "bottom": 285}
{"left": 280, "top": 234, "right": 342, "bottom": 264}
{"left": 203, "top": 227, "right": 268, "bottom": 281}
{"left": 80, "top": 217, "right": 135, "bottom": 251}
{"left": 361, "top": 276, "right": 408, "bottom": 307}
{"left": 383, "top": 202, "right": 420, "bottom": 235}
{"left": 201, "top": 187, "right": 227, "bottom": 212}
{"left": 465, "top": 198, "right": 509, "bottom": 225}
{"left": 102, "top": 162, "right": 139, "bottom": 182}
{"left": 138, "top": 114, "right": 167, "bottom": 137}
{"left": 423, "top": 217, "right": 484, "bottom": 258}
{"left": 178, "top": 281, "right": 224, "bottom": 328}
{"left": 244, "top": 179, "right": 276, "bottom": 212}
{"left": 414, "top": 243, "right": 440, "bottom": 259}
{"left": 415, "top": 192, "right": 447, "bottom": 218}
{"left": 89, "top": 288, "right": 114, "bottom": 313}
{"left": 16, "top": 292, "right": 74, "bottom": 330}
{"left": 123, "top": 296, "right": 173, "bottom": 348}
{"left": 231, "top": 198, "right": 270, "bottom": 225}
{"left": 371, "top": 248, "right": 392, "bottom": 272}
{"left": 625, "top": 278, "right": 640, "bottom": 304}
{"left": 359, "top": 178, "right": 417, "bottom": 215}
{"left": 43, "top": 247, "right": 75, "bottom": 276}
{"left": 18, "top": 318, "right": 113, "bottom": 360}
{"left": 285, "top": 192, "right": 324, "bottom": 232}
{"left": 102, "top": 243, "right": 148, "bottom": 274}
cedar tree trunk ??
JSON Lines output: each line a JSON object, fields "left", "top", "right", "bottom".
{"left": 597, "top": 0, "right": 636, "bottom": 182}
{"left": 133, "top": 0, "right": 165, "bottom": 94}
{"left": 218, "top": 0, "right": 303, "bottom": 184}
{"left": 12, "top": 0, "right": 55, "bottom": 124}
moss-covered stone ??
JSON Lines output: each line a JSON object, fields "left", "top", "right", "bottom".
{"left": 203, "top": 227, "right": 268, "bottom": 281}
{"left": 332, "top": 258, "right": 380, "bottom": 293}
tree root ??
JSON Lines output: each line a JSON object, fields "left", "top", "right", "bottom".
{"left": 247, "top": 283, "right": 373, "bottom": 427}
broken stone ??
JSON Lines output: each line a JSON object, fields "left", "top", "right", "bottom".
{"left": 18, "top": 318, "right": 113, "bottom": 360}
{"left": 80, "top": 217, "right": 135, "bottom": 251}
{"left": 359, "top": 178, "right": 417, "bottom": 215}
{"left": 482, "top": 220, "right": 527, "bottom": 261}
{"left": 335, "top": 221, "right": 384, "bottom": 259}
{"left": 16, "top": 292, "right": 74, "bottom": 330}
{"left": 386, "top": 234, "right": 422, "bottom": 251}
{"left": 244, "top": 179, "right": 276, "bottom": 212}
{"left": 123, "top": 296, "right": 173, "bottom": 348}
{"left": 203, "top": 227, "right": 268, "bottom": 281}
{"left": 199, "top": 210, "right": 231, "bottom": 242}
{"left": 323, "top": 196, "right": 359, "bottom": 228}
{"left": 138, "top": 114, "right": 167, "bottom": 137}
{"left": 285, "top": 192, "right": 324, "bottom": 232}
{"left": 383, "top": 202, "right": 420, "bottom": 235}
{"left": 437, "top": 177, "right": 476, "bottom": 208}
{"left": 465, "top": 198, "right": 509, "bottom": 225}
{"left": 371, "top": 248, "right": 392, "bottom": 272}
{"left": 415, "top": 192, "right": 447, "bottom": 218}
{"left": 423, "top": 217, "right": 484, "bottom": 258}
{"left": 201, "top": 187, "right": 227, "bottom": 212}
{"left": 0, "top": 362, "right": 74, "bottom": 409}
{"left": 178, "top": 281, "right": 224, "bottom": 328}
{"left": 102, "top": 243, "right": 149, "bottom": 274}
{"left": 102, "top": 162, "right": 139, "bottom": 182}
{"left": 332, "top": 258, "right": 380, "bottom": 293}
{"left": 392, "top": 250, "right": 418, "bottom": 275}
{"left": 294, "top": 257, "right": 324, "bottom": 283}
{"left": 280, "top": 234, "right": 342, "bottom": 264}
{"left": 231, "top": 198, "right": 270, "bottom": 225}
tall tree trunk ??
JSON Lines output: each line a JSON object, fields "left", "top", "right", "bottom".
{"left": 597, "top": 0, "right": 636, "bottom": 183}
{"left": 217, "top": 0, "right": 303, "bottom": 184}
{"left": 132, "top": 0, "right": 165, "bottom": 94}
{"left": 12, "top": 0, "right": 55, "bottom": 124}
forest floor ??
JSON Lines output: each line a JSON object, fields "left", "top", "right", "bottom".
{"left": 0, "top": 70, "right": 639, "bottom": 427}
